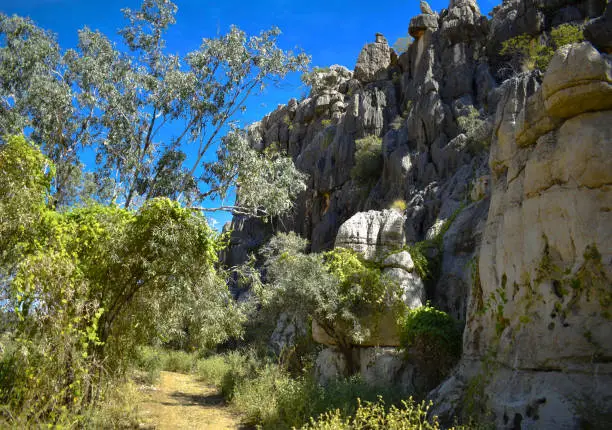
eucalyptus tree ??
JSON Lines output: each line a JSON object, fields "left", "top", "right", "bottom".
{"left": 0, "top": 0, "right": 309, "bottom": 215}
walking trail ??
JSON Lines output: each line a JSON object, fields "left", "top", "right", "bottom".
{"left": 138, "top": 371, "right": 245, "bottom": 429}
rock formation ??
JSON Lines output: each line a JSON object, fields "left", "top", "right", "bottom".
{"left": 225, "top": 0, "right": 612, "bottom": 427}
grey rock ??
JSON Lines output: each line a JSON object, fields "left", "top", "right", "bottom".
{"left": 584, "top": 3, "right": 612, "bottom": 53}
{"left": 334, "top": 210, "right": 406, "bottom": 261}
{"left": 358, "top": 347, "right": 413, "bottom": 391}
{"left": 382, "top": 250, "right": 414, "bottom": 271}
{"left": 354, "top": 34, "right": 394, "bottom": 83}
{"left": 315, "top": 348, "right": 347, "bottom": 385}
{"left": 440, "top": 0, "right": 487, "bottom": 44}
{"left": 420, "top": 0, "right": 435, "bottom": 15}
{"left": 269, "top": 313, "right": 306, "bottom": 355}
{"left": 383, "top": 267, "right": 425, "bottom": 309}
{"left": 409, "top": 14, "right": 439, "bottom": 39}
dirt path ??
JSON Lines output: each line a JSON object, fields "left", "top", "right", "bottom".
{"left": 138, "top": 371, "right": 245, "bottom": 429}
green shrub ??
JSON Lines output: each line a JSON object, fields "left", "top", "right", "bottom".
{"left": 457, "top": 106, "right": 489, "bottom": 154}
{"left": 219, "top": 350, "right": 262, "bottom": 399}
{"left": 196, "top": 350, "right": 408, "bottom": 429}
{"left": 390, "top": 199, "right": 407, "bottom": 212}
{"left": 196, "top": 354, "right": 231, "bottom": 387}
{"left": 351, "top": 135, "right": 383, "bottom": 188}
{"left": 134, "top": 346, "right": 167, "bottom": 384}
{"left": 406, "top": 205, "right": 464, "bottom": 288}
{"left": 302, "top": 397, "right": 442, "bottom": 430}
{"left": 233, "top": 364, "right": 318, "bottom": 428}
{"left": 82, "top": 380, "right": 142, "bottom": 429}
{"left": 163, "top": 349, "right": 197, "bottom": 373}
{"left": 400, "top": 305, "right": 462, "bottom": 380}
{"left": 390, "top": 115, "right": 404, "bottom": 131}
{"left": 500, "top": 24, "right": 584, "bottom": 71}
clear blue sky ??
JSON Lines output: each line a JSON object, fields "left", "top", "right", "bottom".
{"left": 0, "top": 0, "right": 494, "bottom": 228}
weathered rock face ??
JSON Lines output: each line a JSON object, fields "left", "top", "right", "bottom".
{"left": 585, "top": 3, "right": 612, "bottom": 53}
{"left": 334, "top": 210, "right": 406, "bottom": 260}
{"left": 227, "top": 1, "right": 611, "bottom": 426}
{"left": 431, "top": 41, "right": 612, "bottom": 428}
{"left": 354, "top": 34, "right": 395, "bottom": 83}
{"left": 487, "top": 0, "right": 607, "bottom": 78}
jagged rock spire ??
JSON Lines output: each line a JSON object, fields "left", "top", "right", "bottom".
{"left": 420, "top": 0, "right": 435, "bottom": 15}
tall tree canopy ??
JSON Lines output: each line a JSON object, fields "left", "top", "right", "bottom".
{"left": 0, "top": 0, "right": 309, "bottom": 215}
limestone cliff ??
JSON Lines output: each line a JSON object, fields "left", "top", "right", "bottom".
{"left": 225, "top": 0, "right": 612, "bottom": 427}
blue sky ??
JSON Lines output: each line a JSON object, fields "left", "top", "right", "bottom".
{"left": 0, "top": 0, "right": 494, "bottom": 228}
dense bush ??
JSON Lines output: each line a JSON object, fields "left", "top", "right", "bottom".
{"left": 500, "top": 24, "right": 584, "bottom": 72}
{"left": 0, "top": 136, "right": 243, "bottom": 425}
{"left": 302, "top": 397, "right": 441, "bottom": 430}
{"left": 400, "top": 305, "right": 462, "bottom": 381}
{"left": 256, "top": 233, "right": 404, "bottom": 352}
{"left": 350, "top": 135, "right": 383, "bottom": 188}
{"left": 197, "top": 351, "right": 407, "bottom": 429}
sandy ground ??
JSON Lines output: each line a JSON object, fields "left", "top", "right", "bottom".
{"left": 138, "top": 371, "right": 246, "bottom": 429}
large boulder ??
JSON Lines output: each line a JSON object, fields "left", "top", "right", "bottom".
{"left": 314, "top": 347, "right": 348, "bottom": 385}
{"left": 542, "top": 42, "right": 612, "bottom": 118}
{"left": 409, "top": 14, "right": 439, "bottom": 39}
{"left": 334, "top": 210, "right": 406, "bottom": 260}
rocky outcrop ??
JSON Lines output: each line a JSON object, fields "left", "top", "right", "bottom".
{"left": 431, "top": 41, "right": 612, "bottom": 428}
{"left": 542, "top": 42, "right": 612, "bottom": 118}
{"left": 334, "top": 210, "right": 406, "bottom": 260}
{"left": 226, "top": 1, "right": 612, "bottom": 427}
{"left": 487, "top": 0, "right": 608, "bottom": 77}
{"left": 354, "top": 34, "right": 395, "bottom": 83}
{"left": 584, "top": 3, "right": 612, "bottom": 53}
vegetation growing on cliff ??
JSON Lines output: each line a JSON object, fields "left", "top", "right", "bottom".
{"left": 400, "top": 305, "right": 462, "bottom": 382}
{"left": 351, "top": 135, "right": 384, "bottom": 189}
{"left": 500, "top": 24, "right": 584, "bottom": 72}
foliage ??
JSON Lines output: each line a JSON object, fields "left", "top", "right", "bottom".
{"left": 301, "top": 66, "right": 332, "bottom": 92}
{"left": 500, "top": 24, "right": 584, "bottom": 72}
{"left": 197, "top": 351, "right": 405, "bottom": 429}
{"left": 350, "top": 135, "right": 383, "bottom": 188}
{"left": 204, "top": 129, "right": 308, "bottom": 218}
{"left": 134, "top": 347, "right": 198, "bottom": 378}
{"left": 81, "top": 380, "right": 142, "bottom": 429}
{"left": 390, "top": 199, "right": 407, "bottom": 212}
{"left": 302, "top": 397, "right": 444, "bottom": 430}
{"left": 390, "top": 115, "right": 405, "bottom": 131}
{"left": 256, "top": 234, "right": 404, "bottom": 351}
{"left": 400, "top": 305, "right": 462, "bottom": 380}
{"left": 0, "top": 136, "right": 242, "bottom": 424}
{"left": 406, "top": 205, "right": 464, "bottom": 288}
{"left": 457, "top": 106, "right": 489, "bottom": 154}
{"left": 393, "top": 35, "right": 413, "bottom": 54}
{"left": 0, "top": 2, "right": 309, "bottom": 215}
{"left": 0, "top": 135, "right": 53, "bottom": 275}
